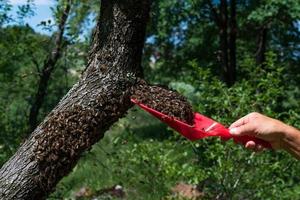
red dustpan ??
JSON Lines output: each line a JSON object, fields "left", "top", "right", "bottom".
{"left": 131, "top": 99, "right": 272, "bottom": 149}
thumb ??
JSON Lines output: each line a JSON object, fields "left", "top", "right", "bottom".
{"left": 229, "top": 123, "right": 255, "bottom": 136}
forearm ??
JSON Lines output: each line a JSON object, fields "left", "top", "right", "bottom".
{"left": 281, "top": 125, "right": 300, "bottom": 160}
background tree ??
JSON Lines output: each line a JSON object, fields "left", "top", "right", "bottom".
{"left": 0, "top": 0, "right": 11, "bottom": 26}
{"left": 29, "top": 0, "right": 72, "bottom": 132}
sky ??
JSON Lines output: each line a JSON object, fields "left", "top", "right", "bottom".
{"left": 9, "top": 0, "right": 53, "bottom": 5}
{"left": 9, "top": 0, "right": 54, "bottom": 34}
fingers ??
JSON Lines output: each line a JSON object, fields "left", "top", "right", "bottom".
{"left": 229, "top": 123, "right": 255, "bottom": 136}
{"left": 245, "top": 141, "right": 256, "bottom": 149}
{"left": 229, "top": 115, "right": 249, "bottom": 129}
{"left": 245, "top": 141, "right": 264, "bottom": 152}
{"left": 245, "top": 141, "right": 255, "bottom": 149}
{"left": 256, "top": 145, "right": 264, "bottom": 152}
{"left": 229, "top": 112, "right": 261, "bottom": 129}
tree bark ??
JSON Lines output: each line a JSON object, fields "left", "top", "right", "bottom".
{"left": 0, "top": 0, "right": 150, "bottom": 199}
{"left": 228, "top": 0, "right": 236, "bottom": 86}
{"left": 207, "top": 0, "right": 236, "bottom": 86}
{"left": 29, "top": 0, "right": 71, "bottom": 132}
{"left": 219, "top": 0, "right": 230, "bottom": 86}
{"left": 256, "top": 26, "right": 268, "bottom": 66}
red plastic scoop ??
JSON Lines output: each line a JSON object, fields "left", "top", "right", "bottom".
{"left": 131, "top": 99, "right": 272, "bottom": 149}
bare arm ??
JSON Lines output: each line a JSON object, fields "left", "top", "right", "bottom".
{"left": 279, "top": 126, "right": 300, "bottom": 160}
{"left": 229, "top": 112, "right": 300, "bottom": 160}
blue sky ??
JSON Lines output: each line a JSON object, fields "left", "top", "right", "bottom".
{"left": 9, "top": 0, "right": 54, "bottom": 34}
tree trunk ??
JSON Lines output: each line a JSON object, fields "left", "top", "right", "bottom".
{"left": 256, "top": 26, "right": 268, "bottom": 66}
{"left": 228, "top": 0, "right": 236, "bottom": 86}
{"left": 219, "top": 0, "right": 230, "bottom": 86}
{"left": 29, "top": 0, "right": 71, "bottom": 132}
{"left": 0, "top": 0, "right": 150, "bottom": 199}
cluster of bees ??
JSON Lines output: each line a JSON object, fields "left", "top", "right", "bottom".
{"left": 32, "top": 84, "right": 132, "bottom": 193}
{"left": 33, "top": 104, "right": 102, "bottom": 192}
{"left": 31, "top": 75, "right": 194, "bottom": 193}
{"left": 131, "top": 80, "right": 194, "bottom": 125}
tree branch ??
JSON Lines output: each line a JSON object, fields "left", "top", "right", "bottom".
{"left": 28, "top": 0, "right": 72, "bottom": 132}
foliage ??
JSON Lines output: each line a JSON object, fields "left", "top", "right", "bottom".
{"left": 0, "top": 26, "right": 48, "bottom": 163}
{"left": 50, "top": 53, "right": 300, "bottom": 200}
{"left": 0, "top": 0, "right": 11, "bottom": 26}
{"left": 171, "top": 53, "right": 300, "bottom": 199}
{"left": 0, "top": 25, "right": 87, "bottom": 166}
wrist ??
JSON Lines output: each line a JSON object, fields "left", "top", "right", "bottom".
{"left": 280, "top": 124, "right": 300, "bottom": 153}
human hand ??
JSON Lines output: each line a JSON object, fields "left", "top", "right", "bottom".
{"left": 229, "top": 112, "right": 287, "bottom": 151}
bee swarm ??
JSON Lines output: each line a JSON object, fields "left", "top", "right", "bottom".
{"left": 32, "top": 87, "right": 131, "bottom": 193}
{"left": 31, "top": 78, "right": 193, "bottom": 193}
{"left": 131, "top": 80, "right": 194, "bottom": 125}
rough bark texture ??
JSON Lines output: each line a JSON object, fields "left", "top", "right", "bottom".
{"left": 0, "top": 0, "right": 150, "bottom": 199}
{"left": 29, "top": 0, "right": 71, "bottom": 132}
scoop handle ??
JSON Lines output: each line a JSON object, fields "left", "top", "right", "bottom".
{"left": 232, "top": 135, "right": 272, "bottom": 149}
{"left": 216, "top": 126, "right": 272, "bottom": 149}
